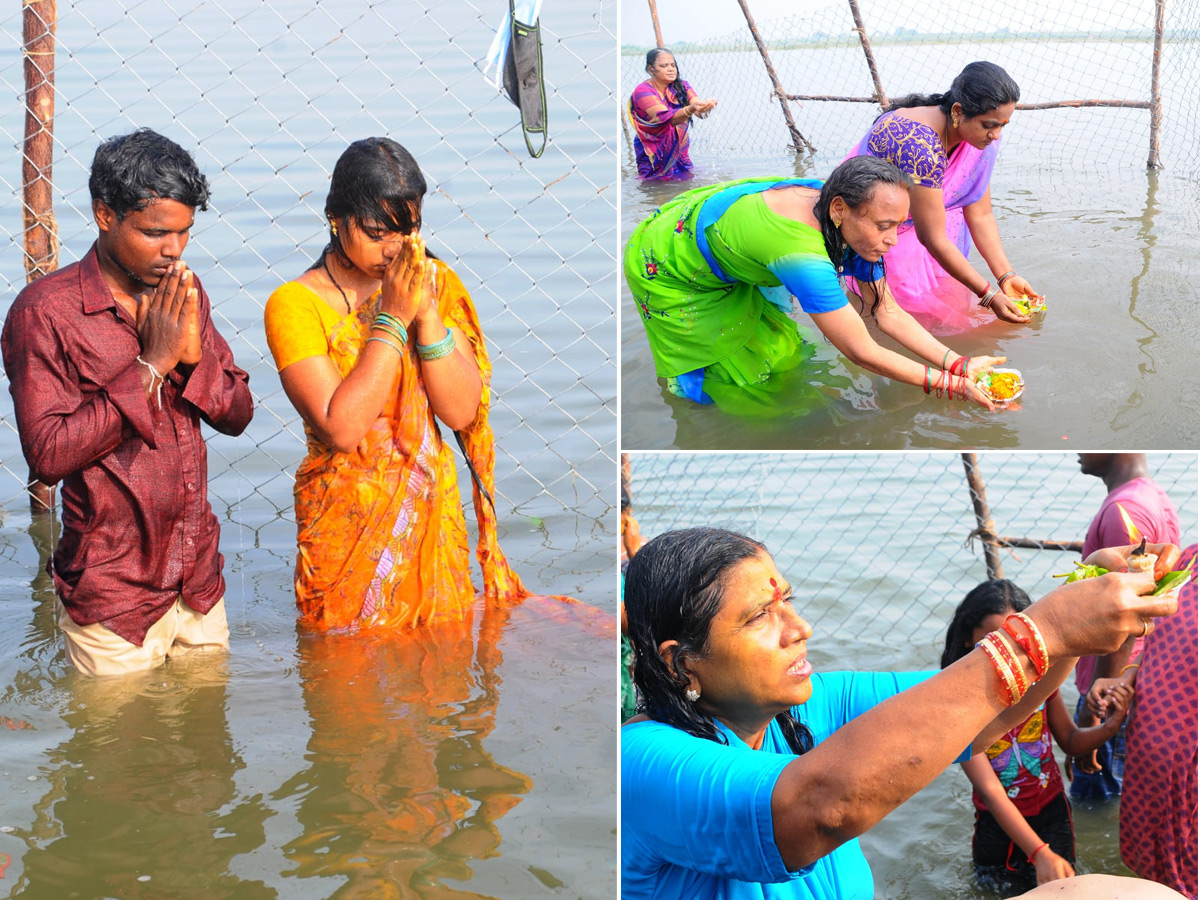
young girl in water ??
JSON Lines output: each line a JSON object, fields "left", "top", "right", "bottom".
{"left": 941, "top": 580, "right": 1135, "bottom": 892}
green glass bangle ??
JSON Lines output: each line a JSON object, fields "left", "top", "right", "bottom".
{"left": 372, "top": 313, "right": 408, "bottom": 344}
{"left": 366, "top": 335, "right": 403, "bottom": 356}
{"left": 416, "top": 329, "right": 455, "bottom": 361}
{"left": 371, "top": 322, "right": 407, "bottom": 343}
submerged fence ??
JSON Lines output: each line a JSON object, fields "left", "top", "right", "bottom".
{"left": 1, "top": 0, "right": 617, "bottom": 594}
{"left": 622, "top": 0, "right": 1200, "bottom": 172}
{"left": 623, "top": 452, "right": 1197, "bottom": 666}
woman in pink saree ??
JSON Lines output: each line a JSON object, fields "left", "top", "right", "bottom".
{"left": 628, "top": 48, "right": 717, "bottom": 180}
{"left": 846, "top": 62, "right": 1041, "bottom": 334}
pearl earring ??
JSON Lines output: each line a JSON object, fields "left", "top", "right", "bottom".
{"left": 685, "top": 688, "right": 700, "bottom": 702}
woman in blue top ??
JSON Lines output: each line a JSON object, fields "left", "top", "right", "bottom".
{"left": 621, "top": 527, "right": 1182, "bottom": 900}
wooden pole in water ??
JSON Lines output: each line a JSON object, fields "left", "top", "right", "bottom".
{"left": 961, "top": 453, "right": 1004, "bottom": 580}
{"left": 23, "top": 0, "right": 58, "bottom": 281}
{"left": 734, "top": 0, "right": 814, "bottom": 153}
{"left": 847, "top": 0, "right": 889, "bottom": 110}
{"left": 1148, "top": 0, "right": 1165, "bottom": 169}
{"left": 22, "top": 0, "right": 59, "bottom": 513}
{"left": 646, "top": 0, "right": 664, "bottom": 49}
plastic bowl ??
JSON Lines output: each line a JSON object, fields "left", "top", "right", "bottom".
{"left": 976, "top": 367, "right": 1024, "bottom": 405}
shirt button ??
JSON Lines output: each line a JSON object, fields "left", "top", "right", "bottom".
{"left": 186, "top": 482, "right": 195, "bottom": 491}
{"left": 186, "top": 538, "right": 194, "bottom": 546}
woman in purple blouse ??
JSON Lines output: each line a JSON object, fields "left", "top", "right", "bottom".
{"left": 628, "top": 48, "right": 717, "bottom": 180}
{"left": 846, "top": 62, "right": 1042, "bottom": 333}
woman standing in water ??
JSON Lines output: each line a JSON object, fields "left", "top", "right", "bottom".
{"left": 628, "top": 48, "right": 717, "bottom": 180}
{"left": 845, "top": 61, "right": 1042, "bottom": 331}
{"left": 264, "top": 137, "right": 526, "bottom": 631}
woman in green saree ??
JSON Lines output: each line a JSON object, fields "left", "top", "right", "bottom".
{"left": 625, "top": 156, "right": 1006, "bottom": 413}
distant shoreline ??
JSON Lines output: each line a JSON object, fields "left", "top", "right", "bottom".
{"left": 621, "top": 31, "right": 1195, "bottom": 54}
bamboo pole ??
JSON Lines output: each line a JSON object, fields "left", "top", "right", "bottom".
{"left": 734, "top": 0, "right": 813, "bottom": 153}
{"left": 784, "top": 93, "right": 877, "bottom": 103}
{"left": 22, "top": 0, "right": 58, "bottom": 514}
{"left": 646, "top": 0, "right": 664, "bottom": 49}
{"left": 1017, "top": 99, "right": 1151, "bottom": 111}
{"left": 847, "top": 0, "right": 888, "bottom": 110}
{"left": 23, "top": 0, "right": 57, "bottom": 282}
{"left": 1148, "top": 0, "right": 1165, "bottom": 168}
{"left": 961, "top": 453, "right": 1003, "bottom": 580}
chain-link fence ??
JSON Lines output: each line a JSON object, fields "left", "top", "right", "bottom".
{"left": 1, "top": 0, "right": 616, "bottom": 595}
{"left": 622, "top": 0, "right": 1200, "bottom": 174}
{"left": 623, "top": 452, "right": 1197, "bottom": 668}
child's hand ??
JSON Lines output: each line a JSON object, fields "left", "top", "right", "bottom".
{"left": 1085, "top": 676, "right": 1123, "bottom": 718}
{"left": 1033, "top": 846, "right": 1075, "bottom": 884}
{"left": 1101, "top": 681, "right": 1135, "bottom": 725}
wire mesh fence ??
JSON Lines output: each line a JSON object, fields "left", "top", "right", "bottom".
{"left": 0, "top": 0, "right": 616, "bottom": 595}
{"left": 621, "top": 0, "right": 1200, "bottom": 174}
{"left": 623, "top": 451, "right": 1197, "bottom": 668}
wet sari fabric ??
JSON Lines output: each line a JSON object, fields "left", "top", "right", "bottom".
{"left": 264, "top": 262, "right": 526, "bottom": 631}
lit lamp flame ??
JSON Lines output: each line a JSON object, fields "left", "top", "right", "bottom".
{"left": 1116, "top": 503, "right": 1144, "bottom": 548}
{"left": 1116, "top": 502, "right": 1151, "bottom": 566}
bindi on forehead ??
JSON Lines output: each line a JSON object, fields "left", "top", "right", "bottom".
{"left": 769, "top": 576, "right": 781, "bottom": 602}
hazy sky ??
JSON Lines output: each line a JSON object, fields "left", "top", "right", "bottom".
{"left": 620, "top": 0, "right": 1154, "bottom": 46}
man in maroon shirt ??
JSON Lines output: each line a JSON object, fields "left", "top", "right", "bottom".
{"left": 2, "top": 129, "right": 253, "bottom": 675}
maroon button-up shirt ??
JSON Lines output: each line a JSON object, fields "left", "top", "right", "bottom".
{"left": 2, "top": 244, "right": 253, "bottom": 645}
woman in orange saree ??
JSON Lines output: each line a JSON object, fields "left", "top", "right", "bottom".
{"left": 264, "top": 137, "right": 526, "bottom": 631}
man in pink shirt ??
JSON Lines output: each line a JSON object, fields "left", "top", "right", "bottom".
{"left": 1069, "top": 454, "right": 1181, "bottom": 801}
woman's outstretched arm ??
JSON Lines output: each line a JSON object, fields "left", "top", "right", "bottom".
{"left": 809, "top": 303, "right": 998, "bottom": 410}
{"left": 768, "top": 551, "right": 1178, "bottom": 872}
{"left": 910, "top": 184, "right": 1029, "bottom": 324}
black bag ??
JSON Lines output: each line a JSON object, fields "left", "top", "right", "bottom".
{"left": 501, "top": 0, "right": 547, "bottom": 158}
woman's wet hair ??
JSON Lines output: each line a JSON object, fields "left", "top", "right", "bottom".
{"left": 89, "top": 128, "right": 211, "bottom": 219}
{"left": 624, "top": 526, "right": 814, "bottom": 755}
{"left": 887, "top": 61, "right": 1021, "bottom": 121}
{"left": 814, "top": 155, "right": 912, "bottom": 318}
{"left": 644, "top": 47, "right": 689, "bottom": 110}
{"left": 318, "top": 137, "right": 428, "bottom": 270}
{"left": 940, "top": 579, "right": 1032, "bottom": 669}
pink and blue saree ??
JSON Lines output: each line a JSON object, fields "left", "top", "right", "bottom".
{"left": 628, "top": 79, "right": 699, "bottom": 180}
{"left": 845, "top": 110, "right": 1001, "bottom": 334}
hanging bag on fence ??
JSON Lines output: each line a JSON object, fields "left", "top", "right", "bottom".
{"left": 501, "top": 0, "right": 547, "bottom": 158}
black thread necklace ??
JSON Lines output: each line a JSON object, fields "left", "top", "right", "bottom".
{"left": 323, "top": 259, "right": 352, "bottom": 315}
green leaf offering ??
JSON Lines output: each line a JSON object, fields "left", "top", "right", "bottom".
{"left": 1152, "top": 557, "right": 1194, "bottom": 596}
{"left": 1053, "top": 562, "right": 1108, "bottom": 583}
{"left": 1053, "top": 558, "right": 1194, "bottom": 595}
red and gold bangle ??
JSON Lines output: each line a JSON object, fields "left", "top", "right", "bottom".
{"left": 977, "top": 635, "right": 1019, "bottom": 705}
{"left": 986, "top": 631, "right": 1028, "bottom": 698}
{"left": 1003, "top": 612, "right": 1049, "bottom": 677}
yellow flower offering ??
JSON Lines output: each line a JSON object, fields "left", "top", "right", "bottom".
{"left": 1013, "top": 294, "right": 1047, "bottom": 316}
{"left": 975, "top": 368, "right": 1025, "bottom": 404}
